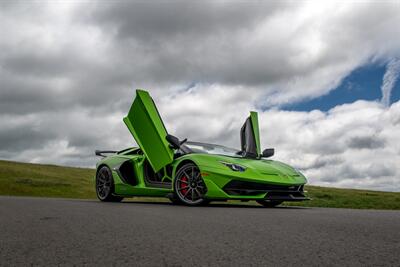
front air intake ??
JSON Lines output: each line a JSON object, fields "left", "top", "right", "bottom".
{"left": 223, "top": 180, "right": 307, "bottom": 200}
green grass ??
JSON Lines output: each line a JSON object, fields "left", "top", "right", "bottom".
{"left": 285, "top": 186, "right": 400, "bottom": 210}
{"left": 1, "top": 160, "right": 399, "bottom": 210}
{"left": 0, "top": 160, "right": 96, "bottom": 199}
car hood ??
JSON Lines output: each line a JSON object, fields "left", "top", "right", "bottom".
{"left": 187, "top": 153, "right": 306, "bottom": 184}
{"left": 237, "top": 158, "right": 299, "bottom": 176}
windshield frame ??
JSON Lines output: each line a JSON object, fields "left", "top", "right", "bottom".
{"left": 182, "top": 141, "right": 242, "bottom": 158}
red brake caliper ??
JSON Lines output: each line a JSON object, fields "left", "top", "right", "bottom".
{"left": 180, "top": 176, "right": 188, "bottom": 195}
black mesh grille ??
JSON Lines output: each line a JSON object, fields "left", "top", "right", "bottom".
{"left": 223, "top": 180, "right": 303, "bottom": 196}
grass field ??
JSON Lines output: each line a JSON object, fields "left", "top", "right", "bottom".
{"left": 1, "top": 160, "right": 399, "bottom": 210}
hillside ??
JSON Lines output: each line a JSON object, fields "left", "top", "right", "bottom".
{"left": 0, "top": 160, "right": 399, "bottom": 210}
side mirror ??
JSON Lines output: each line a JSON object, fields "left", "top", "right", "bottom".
{"left": 166, "top": 134, "right": 181, "bottom": 149}
{"left": 262, "top": 148, "right": 274, "bottom": 158}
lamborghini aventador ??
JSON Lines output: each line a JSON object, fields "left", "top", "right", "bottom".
{"left": 95, "top": 89, "right": 309, "bottom": 206}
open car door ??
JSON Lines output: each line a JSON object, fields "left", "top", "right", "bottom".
{"left": 240, "top": 111, "right": 261, "bottom": 158}
{"left": 123, "top": 90, "right": 174, "bottom": 172}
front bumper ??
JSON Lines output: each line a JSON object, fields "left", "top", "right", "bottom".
{"left": 199, "top": 165, "right": 309, "bottom": 201}
{"left": 223, "top": 180, "right": 309, "bottom": 201}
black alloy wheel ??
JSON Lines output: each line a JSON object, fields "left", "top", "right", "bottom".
{"left": 96, "top": 166, "right": 123, "bottom": 202}
{"left": 174, "top": 163, "right": 208, "bottom": 206}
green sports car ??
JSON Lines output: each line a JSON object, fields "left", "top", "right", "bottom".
{"left": 95, "top": 89, "right": 309, "bottom": 206}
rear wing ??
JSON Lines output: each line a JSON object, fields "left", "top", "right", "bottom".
{"left": 95, "top": 150, "right": 117, "bottom": 157}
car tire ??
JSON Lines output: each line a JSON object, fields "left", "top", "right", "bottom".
{"left": 174, "top": 163, "right": 208, "bottom": 206}
{"left": 256, "top": 200, "right": 283, "bottom": 208}
{"left": 96, "top": 166, "right": 123, "bottom": 202}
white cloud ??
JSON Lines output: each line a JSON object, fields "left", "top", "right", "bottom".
{"left": 257, "top": 100, "right": 400, "bottom": 191}
{"left": 381, "top": 58, "right": 400, "bottom": 107}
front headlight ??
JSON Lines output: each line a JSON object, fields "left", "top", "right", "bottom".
{"left": 220, "top": 161, "right": 246, "bottom": 172}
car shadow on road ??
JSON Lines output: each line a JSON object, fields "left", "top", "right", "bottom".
{"left": 117, "top": 200, "right": 309, "bottom": 209}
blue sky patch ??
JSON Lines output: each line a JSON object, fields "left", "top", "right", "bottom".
{"left": 284, "top": 63, "right": 400, "bottom": 112}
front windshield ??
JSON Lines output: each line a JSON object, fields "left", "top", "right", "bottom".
{"left": 183, "top": 141, "right": 241, "bottom": 157}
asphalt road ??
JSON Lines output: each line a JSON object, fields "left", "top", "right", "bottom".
{"left": 0, "top": 196, "right": 399, "bottom": 266}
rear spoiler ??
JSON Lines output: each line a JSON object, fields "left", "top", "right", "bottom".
{"left": 95, "top": 150, "right": 117, "bottom": 157}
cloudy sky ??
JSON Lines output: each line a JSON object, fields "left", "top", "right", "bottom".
{"left": 1, "top": 1, "right": 400, "bottom": 191}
